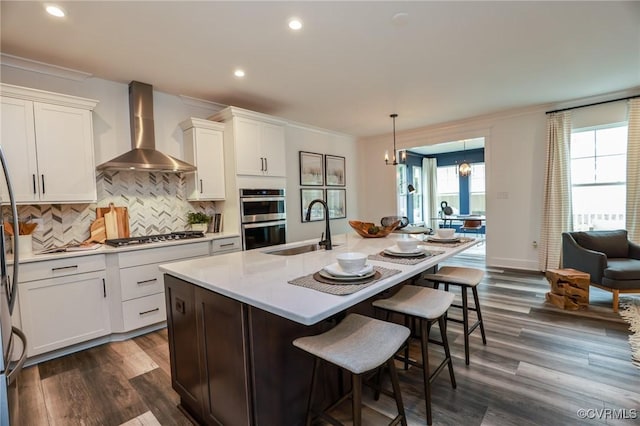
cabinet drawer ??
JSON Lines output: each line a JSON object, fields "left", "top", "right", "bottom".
{"left": 120, "top": 264, "right": 164, "bottom": 301}
{"left": 19, "top": 255, "right": 106, "bottom": 282}
{"left": 211, "top": 237, "right": 241, "bottom": 254}
{"left": 118, "top": 242, "right": 209, "bottom": 268}
{"left": 122, "top": 293, "right": 167, "bottom": 331}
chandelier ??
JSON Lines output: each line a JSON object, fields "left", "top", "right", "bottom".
{"left": 384, "top": 114, "right": 399, "bottom": 165}
{"left": 458, "top": 140, "right": 471, "bottom": 176}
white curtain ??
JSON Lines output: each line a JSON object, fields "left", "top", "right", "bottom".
{"left": 422, "top": 157, "right": 438, "bottom": 228}
{"left": 626, "top": 98, "right": 640, "bottom": 243}
{"left": 539, "top": 111, "right": 573, "bottom": 271}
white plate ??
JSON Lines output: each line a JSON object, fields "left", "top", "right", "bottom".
{"left": 427, "top": 236, "right": 460, "bottom": 243}
{"left": 322, "top": 262, "right": 374, "bottom": 278}
{"left": 383, "top": 245, "right": 428, "bottom": 257}
{"left": 318, "top": 268, "right": 376, "bottom": 281}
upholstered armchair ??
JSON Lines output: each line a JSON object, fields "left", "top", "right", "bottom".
{"left": 562, "top": 230, "right": 640, "bottom": 312}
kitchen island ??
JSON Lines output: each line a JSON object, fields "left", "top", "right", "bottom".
{"left": 160, "top": 233, "right": 478, "bottom": 425}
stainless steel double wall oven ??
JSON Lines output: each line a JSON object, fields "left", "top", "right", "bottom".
{"left": 240, "top": 189, "right": 286, "bottom": 250}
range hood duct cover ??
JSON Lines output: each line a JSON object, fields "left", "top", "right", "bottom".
{"left": 96, "top": 81, "right": 196, "bottom": 172}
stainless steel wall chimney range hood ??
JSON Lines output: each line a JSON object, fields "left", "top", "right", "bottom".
{"left": 96, "top": 81, "right": 196, "bottom": 172}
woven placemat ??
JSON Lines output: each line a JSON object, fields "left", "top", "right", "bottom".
{"left": 421, "top": 236, "right": 475, "bottom": 247}
{"left": 288, "top": 266, "right": 401, "bottom": 295}
{"left": 368, "top": 250, "right": 444, "bottom": 265}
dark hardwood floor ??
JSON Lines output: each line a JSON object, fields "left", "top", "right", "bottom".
{"left": 13, "top": 248, "right": 640, "bottom": 425}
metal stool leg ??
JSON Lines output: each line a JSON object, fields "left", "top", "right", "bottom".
{"left": 387, "top": 358, "right": 408, "bottom": 426}
{"left": 462, "top": 286, "right": 470, "bottom": 365}
{"left": 420, "top": 318, "right": 433, "bottom": 425}
{"left": 472, "top": 286, "right": 487, "bottom": 345}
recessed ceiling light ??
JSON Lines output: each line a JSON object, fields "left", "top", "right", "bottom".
{"left": 288, "top": 18, "right": 303, "bottom": 31}
{"left": 234, "top": 69, "right": 245, "bottom": 78}
{"left": 45, "top": 4, "right": 66, "bottom": 18}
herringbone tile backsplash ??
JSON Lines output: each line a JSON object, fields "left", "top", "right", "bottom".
{"left": 4, "top": 171, "right": 218, "bottom": 251}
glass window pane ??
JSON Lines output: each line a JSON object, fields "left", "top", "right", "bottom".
{"left": 413, "top": 167, "right": 422, "bottom": 194}
{"left": 413, "top": 195, "right": 423, "bottom": 223}
{"left": 572, "top": 184, "right": 625, "bottom": 231}
{"left": 571, "top": 130, "right": 595, "bottom": 159}
{"left": 596, "top": 154, "right": 626, "bottom": 183}
{"left": 571, "top": 158, "right": 595, "bottom": 184}
{"left": 437, "top": 166, "right": 459, "bottom": 193}
{"left": 596, "top": 126, "right": 628, "bottom": 156}
{"left": 470, "top": 163, "right": 485, "bottom": 192}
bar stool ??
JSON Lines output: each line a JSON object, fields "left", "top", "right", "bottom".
{"left": 422, "top": 266, "right": 486, "bottom": 365}
{"left": 293, "top": 313, "right": 410, "bottom": 426}
{"left": 372, "top": 285, "right": 456, "bottom": 426}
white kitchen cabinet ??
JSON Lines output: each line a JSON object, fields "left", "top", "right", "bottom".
{"left": 211, "top": 107, "right": 287, "bottom": 177}
{"left": 0, "top": 83, "right": 98, "bottom": 204}
{"left": 113, "top": 242, "right": 209, "bottom": 332}
{"left": 17, "top": 255, "right": 110, "bottom": 357}
{"left": 211, "top": 236, "right": 242, "bottom": 255}
{"left": 180, "top": 118, "right": 226, "bottom": 200}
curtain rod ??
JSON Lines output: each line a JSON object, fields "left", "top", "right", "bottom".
{"left": 545, "top": 94, "right": 640, "bottom": 115}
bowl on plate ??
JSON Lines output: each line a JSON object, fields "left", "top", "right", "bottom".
{"left": 349, "top": 220, "right": 399, "bottom": 238}
{"left": 336, "top": 252, "right": 367, "bottom": 273}
{"left": 436, "top": 228, "right": 455, "bottom": 239}
{"left": 396, "top": 237, "right": 419, "bottom": 252}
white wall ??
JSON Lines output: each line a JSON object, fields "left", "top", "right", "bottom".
{"left": 358, "top": 106, "right": 548, "bottom": 271}
{"left": 0, "top": 65, "right": 222, "bottom": 166}
{"left": 285, "top": 123, "right": 358, "bottom": 243}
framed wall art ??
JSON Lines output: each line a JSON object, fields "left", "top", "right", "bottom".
{"left": 301, "top": 188, "right": 325, "bottom": 222}
{"left": 326, "top": 188, "right": 346, "bottom": 219}
{"left": 325, "top": 154, "right": 346, "bottom": 186}
{"left": 299, "top": 151, "right": 324, "bottom": 186}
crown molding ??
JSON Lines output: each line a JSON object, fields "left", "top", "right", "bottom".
{"left": 0, "top": 83, "right": 98, "bottom": 110}
{"left": 178, "top": 94, "right": 227, "bottom": 111}
{"left": 0, "top": 53, "right": 92, "bottom": 81}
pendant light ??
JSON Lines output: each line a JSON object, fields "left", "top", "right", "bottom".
{"left": 384, "top": 113, "right": 399, "bottom": 165}
{"left": 458, "top": 140, "right": 471, "bottom": 176}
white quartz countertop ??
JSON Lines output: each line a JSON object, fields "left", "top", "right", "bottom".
{"left": 159, "top": 233, "right": 479, "bottom": 326}
{"left": 8, "top": 232, "right": 240, "bottom": 265}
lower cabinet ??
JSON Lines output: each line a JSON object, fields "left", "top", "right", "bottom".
{"left": 113, "top": 242, "right": 210, "bottom": 332}
{"left": 18, "top": 255, "right": 110, "bottom": 357}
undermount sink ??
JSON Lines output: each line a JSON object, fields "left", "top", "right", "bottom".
{"left": 265, "top": 243, "right": 338, "bottom": 256}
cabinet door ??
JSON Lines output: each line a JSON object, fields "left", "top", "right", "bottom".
{"left": 193, "top": 127, "right": 225, "bottom": 200}
{"left": 234, "top": 117, "right": 263, "bottom": 176}
{"left": 33, "top": 102, "right": 97, "bottom": 202}
{"left": 19, "top": 270, "right": 110, "bottom": 357}
{"left": 261, "top": 122, "right": 286, "bottom": 177}
{"left": 0, "top": 97, "right": 39, "bottom": 203}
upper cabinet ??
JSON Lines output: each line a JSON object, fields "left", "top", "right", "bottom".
{"left": 0, "top": 84, "right": 99, "bottom": 204}
{"left": 180, "top": 118, "right": 226, "bottom": 200}
{"left": 210, "top": 107, "right": 286, "bottom": 177}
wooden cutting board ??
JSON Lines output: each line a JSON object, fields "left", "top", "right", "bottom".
{"left": 96, "top": 203, "right": 130, "bottom": 238}
{"left": 87, "top": 217, "right": 106, "bottom": 243}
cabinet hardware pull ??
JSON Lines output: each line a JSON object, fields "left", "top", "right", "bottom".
{"left": 200, "top": 179, "right": 203, "bottom": 194}
{"left": 260, "top": 157, "right": 265, "bottom": 171}
{"left": 139, "top": 307, "right": 160, "bottom": 316}
{"left": 52, "top": 265, "right": 78, "bottom": 272}
{"left": 220, "top": 243, "right": 234, "bottom": 247}
{"left": 32, "top": 174, "right": 36, "bottom": 194}
{"left": 137, "top": 278, "right": 158, "bottom": 285}
{"left": 264, "top": 157, "right": 268, "bottom": 172}
{"left": 41, "top": 174, "right": 45, "bottom": 194}
{"left": 102, "top": 278, "right": 106, "bottom": 298}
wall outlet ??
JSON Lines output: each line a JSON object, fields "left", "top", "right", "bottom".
{"left": 29, "top": 218, "right": 44, "bottom": 232}
{"left": 532, "top": 240, "right": 538, "bottom": 248}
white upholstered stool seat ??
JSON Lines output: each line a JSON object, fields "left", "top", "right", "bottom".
{"left": 373, "top": 285, "right": 454, "bottom": 320}
{"left": 421, "top": 266, "right": 487, "bottom": 365}
{"left": 293, "top": 313, "right": 409, "bottom": 426}
{"left": 372, "top": 285, "right": 456, "bottom": 425}
{"left": 422, "top": 266, "right": 483, "bottom": 287}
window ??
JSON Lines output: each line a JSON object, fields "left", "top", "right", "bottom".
{"left": 571, "top": 124, "right": 627, "bottom": 231}
{"left": 436, "top": 166, "right": 459, "bottom": 214}
{"left": 412, "top": 167, "right": 423, "bottom": 223}
{"left": 469, "top": 163, "right": 485, "bottom": 215}
{"left": 396, "top": 165, "right": 407, "bottom": 217}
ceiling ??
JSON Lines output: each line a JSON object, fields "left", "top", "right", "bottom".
{"left": 1, "top": 1, "right": 639, "bottom": 138}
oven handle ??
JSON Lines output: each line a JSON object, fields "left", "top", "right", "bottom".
{"left": 240, "top": 197, "right": 285, "bottom": 202}
{"left": 242, "top": 220, "right": 287, "bottom": 229}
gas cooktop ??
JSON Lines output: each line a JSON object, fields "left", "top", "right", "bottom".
{"left": 105, "top": 231, "right": 205, "bottom": 247}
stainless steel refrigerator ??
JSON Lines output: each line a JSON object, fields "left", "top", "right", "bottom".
{"left": 0, "top": 146, "right": 27, "bottom": 425}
